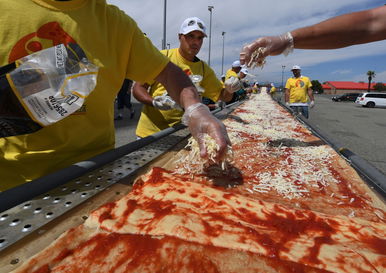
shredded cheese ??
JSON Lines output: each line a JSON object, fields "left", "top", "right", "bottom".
{"left": 247, "top": 47, "right": 266, "bottom": 69}
{"left": 175, "top": 134, "right": 233, "bottom": 175}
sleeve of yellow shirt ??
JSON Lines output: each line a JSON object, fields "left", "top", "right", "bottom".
{"left": 125, "top": 22, "right": 169, "bottom": 84}
{"left": 201, "top": 63, "right": 224, "bottom": 102}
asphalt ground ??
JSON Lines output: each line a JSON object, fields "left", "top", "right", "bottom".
{"left": 114, "top": 93, "right": 386, "bottom": 176}
{"left": 113, "top": 97, "right": 143, "bottom": 146}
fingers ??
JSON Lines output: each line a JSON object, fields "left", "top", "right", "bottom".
{"left": 183, "top": 103, "right": 231, "bottom": 161}
{"left": 224, "top": 77, "right": 242, "bottom": 93}
{"left": 240, "top": 46, "right": 251, "bottom": 66}
{"left": 197, "top": 134, "right": 207, "bottom": 158}
{"left": 240, "top": 38, "right": 272, "bottom": 68}
{"left": 240, "top": 40, "right": 259, "bottom": 65}
{"left": 206, "top": 119, "right": 231, "bottom": 161}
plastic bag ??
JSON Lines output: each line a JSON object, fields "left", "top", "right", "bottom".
{"left": 0, "top": 43, "right": 98, "bottom": 137}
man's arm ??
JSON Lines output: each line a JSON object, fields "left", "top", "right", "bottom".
{"left": 307, "top": 88, "right": 315, "bottom": 103}
{"left": 154, "top": 62, "right": 199, "bottom": 109}
{"left": 132, "top": 82, "right": 153, "bottom": 106}
{"left": 284, "top": 88, "right": 290, "bottom": 104}
{"left": 240, "top": 6, "right": 386, "bottom": 65}
{"left": 155, "top": 62, "right": 231, "bottom": 160}
{"left": 293, "top": 6, "right": 386, "bottom": 49}
{"left": 218, "top": 88, "right": 234, "bottom": 102}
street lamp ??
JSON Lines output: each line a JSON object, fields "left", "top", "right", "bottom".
{"left": 208, "top": 6, "right": 214, "bottom": 67}
{"left": 162, "top": 0, "right": 167, "bottom": 49}
{"left": 221, "top": 31, "right": 225, "bottom": 75}
{"left": 281, "top": 65, "right": 286, "bottom": 91}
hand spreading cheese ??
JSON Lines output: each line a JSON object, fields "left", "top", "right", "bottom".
{"left": 176, "top": 134, "right": 233, "bottom": 175}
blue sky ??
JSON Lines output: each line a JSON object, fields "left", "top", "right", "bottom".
{"left": 107, "top": 0, "right": 386, "bottom": 85}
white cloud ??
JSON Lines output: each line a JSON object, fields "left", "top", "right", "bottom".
{"left": 351, "top": 70, "right": 386, "bottom": 82}
{"left": 331, "top": 69, "right": 352, "bottom": 75}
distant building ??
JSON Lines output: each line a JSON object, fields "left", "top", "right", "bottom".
{"left": 322, "top": 81, "right": 377, "bottom": 94}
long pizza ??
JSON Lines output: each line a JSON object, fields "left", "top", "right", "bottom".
{"left": 10, "top": 93, "right": 386, "bottom": 273}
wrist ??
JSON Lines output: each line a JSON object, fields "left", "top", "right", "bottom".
{"left": 282, "top": 32, "right": 294, "bottom": 56}
{"left": 180, "top": 86, "right": 201, "bottom": 109}
{"left": 181, "top": 102, "right": 208, "bottom": 126}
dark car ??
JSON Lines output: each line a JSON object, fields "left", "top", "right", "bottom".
{"left": 332, "top": 93, "right": 362, "bottom": 102}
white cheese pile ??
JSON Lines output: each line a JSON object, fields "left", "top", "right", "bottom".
{"left": 249, "top": 145, "right": 339, "bottom": 199}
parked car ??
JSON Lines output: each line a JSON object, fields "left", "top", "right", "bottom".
{"left": 355, "top": 92, "right": 386, "bottom": 108}
{"left": 331, "top": 93, "right": 361, "bottom": 102}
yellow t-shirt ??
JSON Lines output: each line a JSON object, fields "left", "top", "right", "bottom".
{"left": 135, "top": 48, "right": 223, "bottom": 138}
{"left": 285, "top": 76, "right": 312, "bottom": 103}
{"left": 0, "top": 0, "right": 169, "bottom": 190}
{"left": 225, "top": 68, "right": 239, "bottom": 81}
{"left": 270, "top": 86, "right": 277, "bottom": 94}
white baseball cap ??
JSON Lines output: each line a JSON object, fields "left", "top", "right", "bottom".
{"left": 179, "top": 17, "right": 207, "bottom": 37}
{"left": 291, "top": 65, "right": 301, "bottom": 70}
{"left": 240, "top": 67, "right": 248, "bottom": 74}
{"left": 232, "top": 60, "right": 241, "bottom": 68}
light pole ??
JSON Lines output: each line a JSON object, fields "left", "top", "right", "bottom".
{"left": 162, "top": 0, "right": 167, "bottom": 49}
{"left": 208, "top": 6, "right": 214, "bottom": 66}
{"left": 281, "top": 65, "right": 286, "bottom": 91}
{"left": 221, "top": 31, "right": 225, "bottom": 75}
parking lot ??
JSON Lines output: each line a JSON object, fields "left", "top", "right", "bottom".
{"left": 115, "top": 94, "right": 386, "bottom": 177}
{"left": 306, "top": 94, "right": 386, "bottom": 176}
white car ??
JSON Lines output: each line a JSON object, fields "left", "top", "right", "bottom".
{"left": 355, "top": 92, "right": 386, "bottom": 108}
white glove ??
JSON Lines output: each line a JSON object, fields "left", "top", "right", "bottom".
{"left": 285, "top": 102, "right": 290, "bottom": 107}
{"left": 224, "top": 76, "right": 242, "bottom": 93}
{"left": 189, "top": 75, "right": 205, "bottom": 95}
{"left": 217, "top": 101, "right": 226, "bottom": 109}
{"left": 152, "top": 93, "right": 181, "bottom": 110}
{"left": 309, "top": 100, "right": 315, "bottom": 108}
{"left": 182, "top": 103, "right": 231, "bottom": 160}
{"left": 240, "top": 32, "right": 294, "bottom": 67}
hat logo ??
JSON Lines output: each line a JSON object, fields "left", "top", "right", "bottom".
{"left": 187, "top": 20, "right": 204, "bottom": 30}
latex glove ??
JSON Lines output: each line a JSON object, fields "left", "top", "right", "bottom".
{"left": 240, "top": 78, "right": 250, "bottom": 89}
{"left": 217, "top": 101, "right": 226, "bottom": 109}
{"left": 240, "top": 32, "right": 294, "bottom": 67}
{"left": 189, "top": 74, "right": 205, "bottom": 95}
{"left": 182, "top": 103, "right": 231, "bottom": 161}
{"left": 152, "top": 93, "right": 181, "bottom": 110}
{"left": 309, "top": 100, "right": 315, "bottom": 108}
{"left": 224, "top": 76, "right": 242, "bottom": 93}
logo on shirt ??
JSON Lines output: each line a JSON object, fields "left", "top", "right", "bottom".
{"left": 296, "top": 79, "right": 305, "bottom": 88}
{"left": 9, "top": 22, "right": 77, "bottom": 63}
{"left": 183, "top": 69, "right": 192, "bottom": 76}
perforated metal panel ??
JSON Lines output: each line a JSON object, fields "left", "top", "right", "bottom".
{"left": 0, "top": 129, "right": 189, "bottom": 251}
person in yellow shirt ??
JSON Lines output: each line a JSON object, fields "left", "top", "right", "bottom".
{"left": 133, "top": 17, "right": 238, "bottom": 138}
{"left": 252, "top": 81, "right": 260, "bottom": 94}
{"left": 223, "top": 60, "right": 243, "bottom": 104}
{"left": 225, "top": 60, "right": 242, "bottom": 81}
{"left": 0, "top": 1, "right": 230, "bottom": 191}
{"left": 269, "top": 83, "right": 277, "bottom": 100}
{"left": 284, "top": 65, "right": 314, "bottom": 118}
